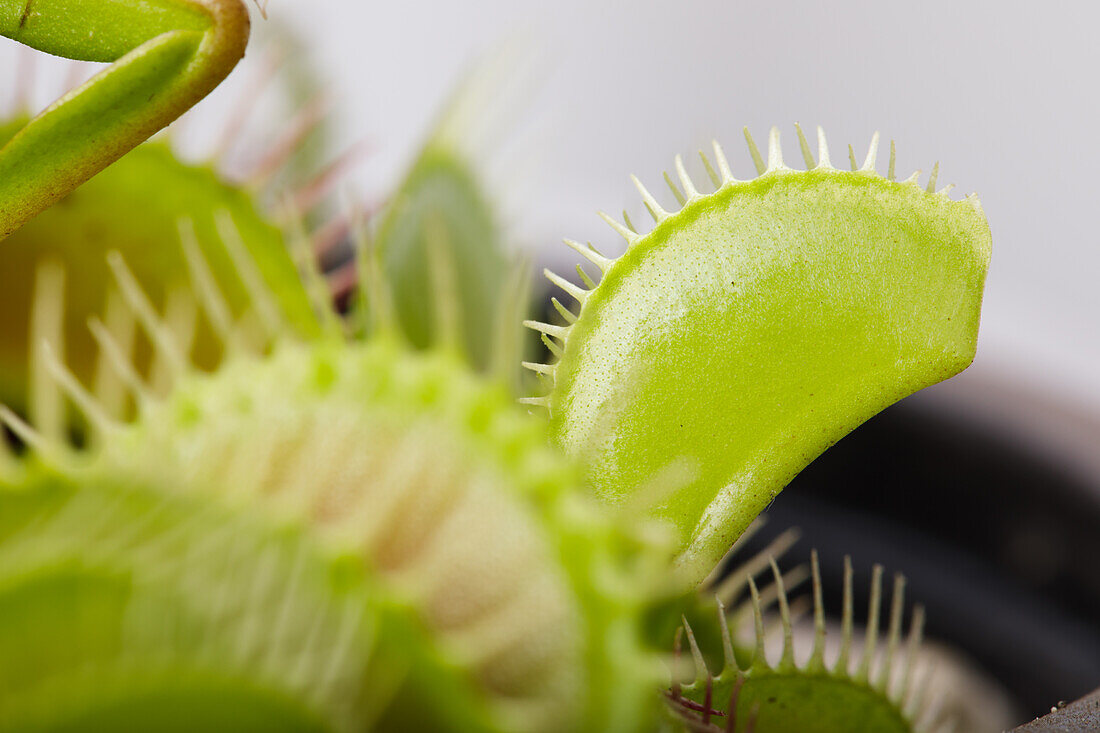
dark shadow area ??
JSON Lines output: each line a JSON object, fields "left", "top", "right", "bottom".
{"left": 740, "top": 401, "right": 1100, "bottom": 722}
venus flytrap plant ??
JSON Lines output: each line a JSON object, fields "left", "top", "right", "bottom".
{"left": 525, "top": 126, "right": 991, "bottom": 590}
{"left": 0, "top": 1, "right": 356, "bottom": 425}
{"left": 1, "top": 219, "right": 670, "bottom": 731}
{"left": 0, "top": 3, "right": 1002, "bottom": 730}
{"left": 0, "top": 143, "right": 320, "bottom": 425}
{"left": 516, "top": 127, "right": 991, "bottom": 731}
{"left": 667, "top": 555, "right": 942, "bottom": 733}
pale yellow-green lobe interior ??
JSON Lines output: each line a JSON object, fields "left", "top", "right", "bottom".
{"left": 550, "top": 170, "right": 991, "bottom": 587}
{"left": 0, "top": 141, "right": 317, "bottom": 415}
{"left": 105, "top": 343, "right": 586, "bottom": 733}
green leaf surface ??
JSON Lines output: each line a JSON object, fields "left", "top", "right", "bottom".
{"left": 374, "top": 145, "right": 506, "bottom": 369}
{"left": 535, "top": 132, "right": 991, "bottom": 587}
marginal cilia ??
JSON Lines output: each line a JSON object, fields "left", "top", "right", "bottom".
{"left": 671, "top": 550, "right": 943, "bottom": 733}
{"left": 1, "top": 2, "right": 998, "bottom": 730}
{"left": 524, "top": 124, "right": 990, "bottom": 591}
{"left": 0, "top": 219, "right": 666, "bottom": 731}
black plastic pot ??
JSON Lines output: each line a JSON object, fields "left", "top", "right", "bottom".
{"left": 740, "top": 371, "right": 1100, "bottom": 724}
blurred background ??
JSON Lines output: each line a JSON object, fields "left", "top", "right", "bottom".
{"left": 275, "top": 0, "right": 1100, "bottom": 413}
{"left": 266, "top": 1, "right": 1100, "bottom": 723}
{"left": 5, "top": 0, "right": 1099, "bottom": 726}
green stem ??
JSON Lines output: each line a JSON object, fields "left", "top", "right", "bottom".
{"left": 0, "top": 0, "right": 250, "bottom": 240}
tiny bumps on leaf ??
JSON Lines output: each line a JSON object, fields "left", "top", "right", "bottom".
{"left": 527, "top": 126, "right": 991, "bottom": 589}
